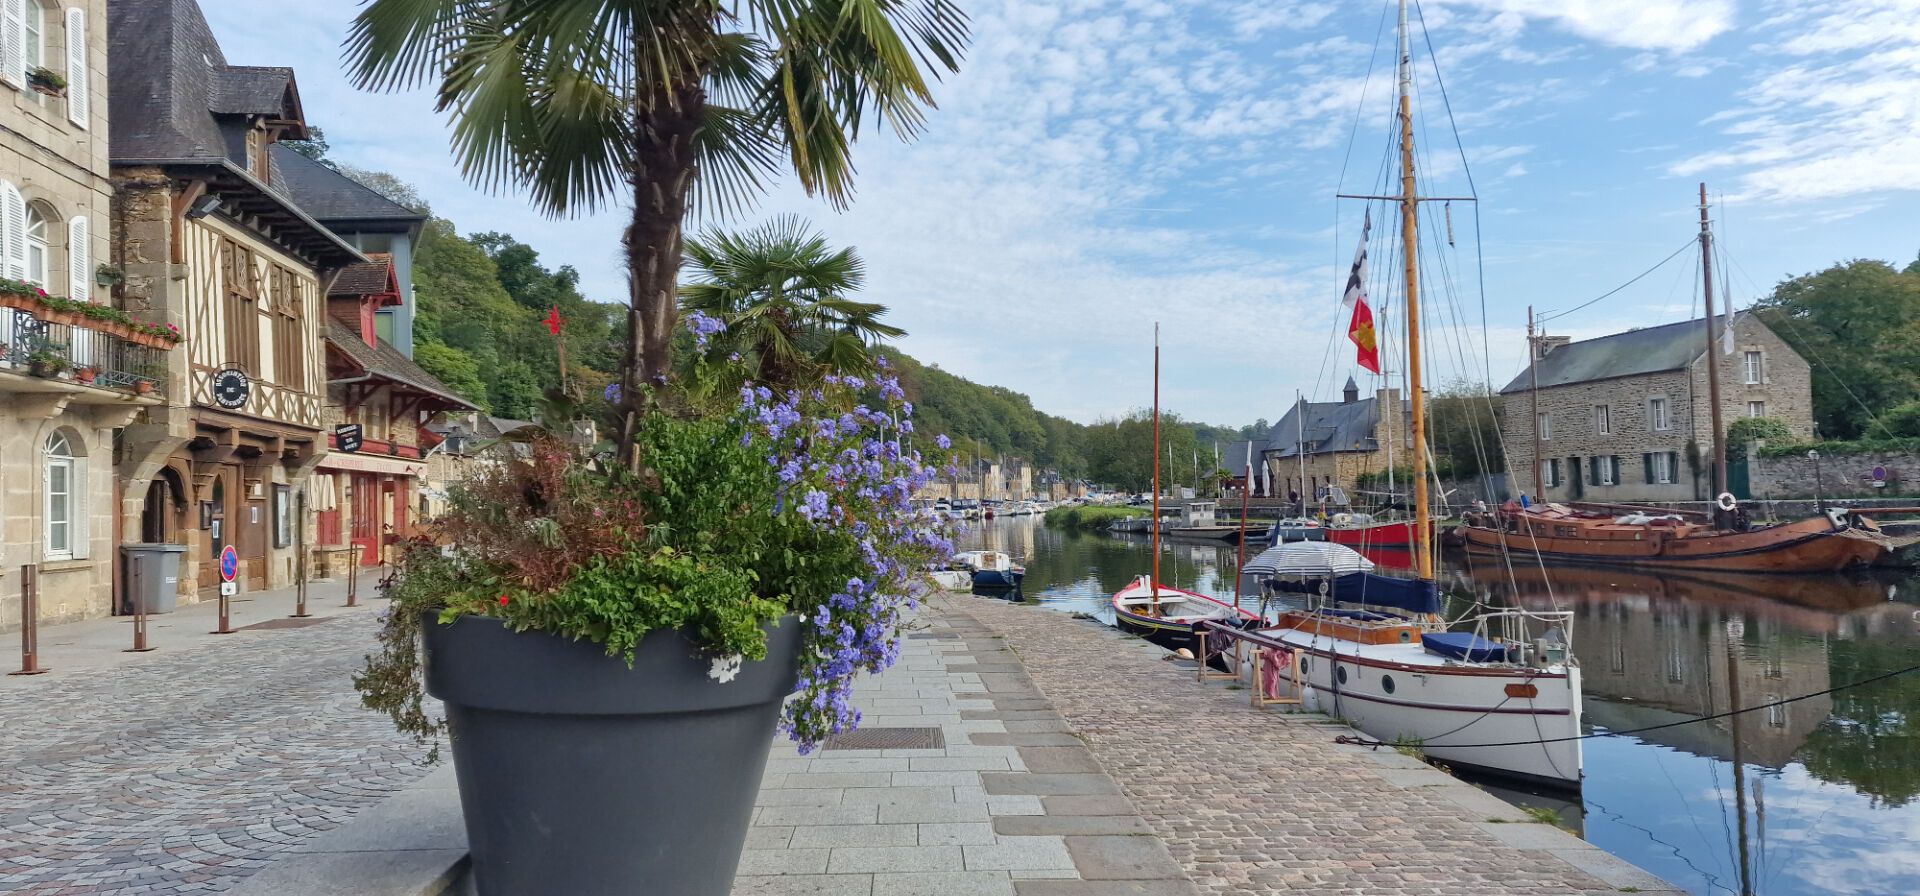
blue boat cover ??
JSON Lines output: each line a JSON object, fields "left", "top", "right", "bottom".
{"left": 1421, "top": 631, "right": 1512, "bottom": 663}
{"left": 1329, "top": 572, "right": 1440, "bottom": 615}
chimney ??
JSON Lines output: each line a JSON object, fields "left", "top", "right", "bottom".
{"left": 1342, "top": 376, "right": 1359, "bottom": 404}
{"left": 1535, "top": 335, "right": 1571, "bottom": 359}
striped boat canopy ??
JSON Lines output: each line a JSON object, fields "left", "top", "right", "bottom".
{"left": 1243, "top": 542, "right": 1375, "bottom": 577}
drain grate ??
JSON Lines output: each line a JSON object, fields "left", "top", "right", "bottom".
{"left": 822, "top": 727, "right": 945, "bottom": 751}
{"left": 236, "top": 617, "right": 336, "bottom": 632}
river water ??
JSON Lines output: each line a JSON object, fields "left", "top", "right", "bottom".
{"left": 959, "top": 515, "right": 1920, "bottom": 896}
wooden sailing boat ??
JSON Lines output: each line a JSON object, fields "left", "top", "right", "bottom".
{"left": 1254, "top": 1, "right": 1584, "bottom": 790}
{"left": 1112, "top": 324, "right": 1260, "bottom": 660}
{"left": 1458, "top": 184, "right": 1889, "bottom": 573}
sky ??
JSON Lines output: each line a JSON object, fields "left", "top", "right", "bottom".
{"left": 198, "top": 0, "right": 1920, "bottom": 427}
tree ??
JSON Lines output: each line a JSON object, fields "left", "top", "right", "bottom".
{"left": 1429, "top": 380, "right": 1505, "bottom": 479}
{"left": 283, "top": 125, "right": 331, "bottom": 163}
{"left": 680, "top": 217, "right": 902, "bottom": 393}
{"left": 1752, "top": 260, "right": 1920, "bottom": 439}
{"left": 336, "top": 164, "right": 432, "bottom": 215}
{"left": 346, "top": 0, "right": 968, "bottom": 466}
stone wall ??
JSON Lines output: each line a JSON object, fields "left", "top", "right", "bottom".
{"left": 1750, "top": 450, "right": 1920, "bottom": 499}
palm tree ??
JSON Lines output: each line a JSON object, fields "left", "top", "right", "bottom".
{"left": 345, "top": 0, "right": 967, "bottom": 464}
{"left": 682, "top": 216, "right": 903, "bottom": 392}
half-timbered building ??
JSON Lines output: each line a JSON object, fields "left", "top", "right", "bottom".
{"left": 109, "top": 0, "right": 364, "bottom": 601}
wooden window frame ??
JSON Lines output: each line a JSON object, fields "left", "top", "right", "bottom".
{"left": 222, "top": 238, "right": 262, "bottom": 375}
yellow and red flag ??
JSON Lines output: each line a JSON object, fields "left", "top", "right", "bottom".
{"left": 1349, "top": 295, "right": 1380, "bottom": 374}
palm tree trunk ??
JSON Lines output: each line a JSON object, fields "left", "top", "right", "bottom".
{"left": 617, "top": 80, "right": 705, "bottom": 467}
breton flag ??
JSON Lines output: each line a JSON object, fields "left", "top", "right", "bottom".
{"left": 1342, "top": 209, "right": 1372, "bottom": 309}
{"left": 1721, "top": 307, "right": 1741, "bottom": 355}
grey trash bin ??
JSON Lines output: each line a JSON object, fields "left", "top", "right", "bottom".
{"left": 121, "top": 543, "right": 186, "bottom": 615}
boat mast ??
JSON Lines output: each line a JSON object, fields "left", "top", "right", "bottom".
{"left": 1698, "top": 183, "right": 1730, "bottom": 523}
{"left": 1296, "top": 391, "right": 1307, "bottom": 513}
{"left": 1529, "top": 305, "right": 1542, "bottom": 499}
{"left": 1151, "top": 323, "right": 1162, "bottom": 610}
{"left": 1397, "top": 0, "right": 1435, "bottom": 581}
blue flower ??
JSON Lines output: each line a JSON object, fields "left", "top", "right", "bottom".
{"left": 936, "top": 434, "right": 952, "bottom": 450}
{"left": 683, "top": 310, "right": 727, "bottom": 350}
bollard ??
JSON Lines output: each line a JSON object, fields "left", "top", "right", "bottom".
{"left": 127, "top": 557, "right": 155, "bottom": 653}
{"left": 292, "top": 489, "right": 311, "bottom": 618}
{"left": 346, "top": 558, "right": 359, "bottom": 607}
{"left": 10, "top": 565, "right": 49, "bottom": 675}
{"left": 210, "top": 583, "right": 233, "bottom": 635}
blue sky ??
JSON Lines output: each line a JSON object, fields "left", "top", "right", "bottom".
{"left": 201, "top": 0, "right": 1918, "bottom": 426}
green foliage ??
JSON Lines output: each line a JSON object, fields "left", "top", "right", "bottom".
{"left": 1801, "top": 635, "right": 1920, "bottom": 807}
{"left": 1430, "top": 382, "right": 1505, "bottom": 478}
{"left": 282, "top": 125, "right": 331, "bottom": 163}
{"left": 1752, "top": 259, "right": 1920, "bottom": 439}
{"left": 1756, "top": 437, "right": 1920, "bottom": 459}
{"left": 412, "top": 341, "right": 488, "bottom": 411}
{"left": 1042, "top": 505, "right": 1146, "bottom": 531}
{"left": 1725, "top": 416, "right": 1795, "bottom": 453}
{"left": 1878, "top": 400, "right": 1920, "bottom": 438}
{"left": 680, "top": 217, "right": 902, "bottom": 396}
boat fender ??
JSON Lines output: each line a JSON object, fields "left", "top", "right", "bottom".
{"left": 1715, "top": 492, "right": 1738, "bottom": 512}
{"left": 1331, "top": 513, "right": 1354, "bottom": 527}
{"left": 1827, "top": 507, "right": 1850, "bottom": 529}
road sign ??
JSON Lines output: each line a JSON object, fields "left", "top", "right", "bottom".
{"left": 219, "top": 544, "right": 239, "bottom": 583}
{"left": 220, "top": 581, "right": 237, "bottom": 596}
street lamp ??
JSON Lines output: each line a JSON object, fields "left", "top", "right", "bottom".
{"left": 1808, "top": 449, "right": 1823, "bottom": 512}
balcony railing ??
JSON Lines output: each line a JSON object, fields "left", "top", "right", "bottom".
{"left": 0, "top": 306, "right": 170, "bottom": 395}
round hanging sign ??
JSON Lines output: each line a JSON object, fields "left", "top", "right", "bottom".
{"left": 212, "top": 368, "right": 250, "bottom": 410}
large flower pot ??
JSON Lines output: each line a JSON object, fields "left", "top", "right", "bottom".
{"left": 424, "top": 614, "right": 800, "bottom": 896}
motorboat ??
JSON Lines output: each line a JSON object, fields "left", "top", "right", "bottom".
{"left": 952, "top": 550, "right": 1024, "bottom": 590}
{"left": 1266, "top": 518, "right": 1327, "bottom": 543}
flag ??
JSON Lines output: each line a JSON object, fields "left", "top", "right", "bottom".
{"left": 1721, "top": 308, "right": 1740, "bottom": 355}
{"left": 1341, "top": 209, "right": 1372, "bottom": 309}
{"left": 545, "top": 306, "right": 564, "bottom": 336}
{"left": 1349, "top": 295, "right": 1381, "bottom": 374}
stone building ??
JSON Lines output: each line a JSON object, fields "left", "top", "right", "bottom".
{"left": 110, "top": 0, "right": 365, "bottom": 603}
{"left": 1498, "top": 314, "right": 1813, "bottom": 503}
{"left": 1259, "top": 378, "right": 1409, "bottom": 510}
{"left": 0, "top": 0, "right": 146, "bottom": 629}
{"left": 312, "top": 254, "right": 473, "bottom": 577}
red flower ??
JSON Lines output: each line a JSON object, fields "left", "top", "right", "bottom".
{"left": 497, "top": 594, "right": 510, "bottom": 607}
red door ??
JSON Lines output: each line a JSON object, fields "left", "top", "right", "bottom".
{"left": 350, "top": 473, "right": 380, "bottom": 565}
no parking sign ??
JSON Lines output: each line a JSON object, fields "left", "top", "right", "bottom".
{"left": 219, "top": 544, "right": 239, "bottom": 595}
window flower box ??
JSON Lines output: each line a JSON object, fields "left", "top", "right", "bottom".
{"left": 27, "top": 67, "right": 67, "bottom": 98}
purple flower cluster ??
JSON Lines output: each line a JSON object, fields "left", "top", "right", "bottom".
{"left": 740, "top": 373, "right": 955, "bottom": 752}
{"left": 684, "top": 310, "right": 728, "bottom": 350}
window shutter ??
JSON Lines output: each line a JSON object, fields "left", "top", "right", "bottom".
{"left": 0, "top": 0, "right": 21, "bottom": 88}
{"left": 64, "top": 7, "right": 86, "bottom": 127}
{"left": 1643, "top": 453, "right": 1653, "bottom": 484}
{"left": 67, "top": 215, "right": 88, "bottom": 301}
{"left": 1, "top": 181, "right": 24, "bottom": 280}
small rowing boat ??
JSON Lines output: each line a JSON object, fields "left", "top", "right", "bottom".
{"left": 1110, "top": 575, "right": 1262, "bottom": 666}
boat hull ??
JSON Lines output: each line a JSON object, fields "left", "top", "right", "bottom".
{"left": 972, "top": 569, "right": 1024, "bottom": 589}
{"left": 1275, "top": 630, "right": 1583, "bottom": 790}
{"left": 1324, "top": 521, "right": 1425, "bottom": 548}
{"left": 1458, "top": 514, "right": 1887, "bottom": 573}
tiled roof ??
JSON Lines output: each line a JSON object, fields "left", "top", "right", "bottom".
{"left": 1497, "top": 316, "right": 1730, "bottom": 394}
{"left": 326, "top": 321, "right": 475, "bottom": 410}
{"left": 272, "top": 146, "right": 427, "bottom": 224}
{"left": 1264, "top": 394, "right": 1407, "bottom": 458}
{"left": 208, "top": 65, "right": 299, "bottom": 117}
{"left": 327, "top": 256, "right": 396, "bottom": 298}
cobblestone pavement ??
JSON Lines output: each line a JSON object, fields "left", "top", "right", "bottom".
{"left": 946, "top": 595, "right": 1678, "bottom": 896}
{"left": 0, "top": 606, "right": 432, "bottom": 895}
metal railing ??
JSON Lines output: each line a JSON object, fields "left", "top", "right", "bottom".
{"left": 0, "top": 307, "right": 169, "bottom": 393}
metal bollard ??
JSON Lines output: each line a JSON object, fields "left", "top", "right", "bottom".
{"left": 10, "top": 565, "right": 49, "bottom": 675}
{"left": 292, "top": 489, "right": 311, "bottom": 618}
{"left": 127, "top": 558, "right": 155, "bottom": 652}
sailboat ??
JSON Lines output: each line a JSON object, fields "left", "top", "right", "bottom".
{"left": 1253, "top": 1, "right": 1584, "bottom": 790}
{"left": 1456, "top": 185, "right": 1890, "bottom": 573}
{"left": 1112, "top": 324, "right": 1262, "bottom": 660}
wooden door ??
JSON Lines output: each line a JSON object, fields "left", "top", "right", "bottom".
{"left": 198, "top": 473, "right": 229, "bottom": 594}
{"left": 350, "top": 473, "right": 380, "bottom": 566}
{"left": 240, "top": 485, "right": 267, "bottom": 590}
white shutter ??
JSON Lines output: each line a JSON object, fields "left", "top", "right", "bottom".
{"left": 1, "top": 182, "right": 23, "bottom": 281}
{"left": 0, "top": 0, "right": 21, "bottom": 88}
{"left": 69, "top": 452, "right": 88, "bottom": 559}
{"left": 64, "top": 7, "right": 86, "bottom": 127}
{"left": 67, "top": 215, "right": 87, "bottom": 301}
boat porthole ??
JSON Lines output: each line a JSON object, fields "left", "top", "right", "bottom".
{"left": 1300, "top": 657, "right": 1309, "bottom": 673}
{"left": 1381, "top": 675, "right": 1395, "bottom": 694}
{"left": 1335, "top": 665, "right": 1348, "bottom": 685}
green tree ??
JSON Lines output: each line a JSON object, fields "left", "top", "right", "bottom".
{"left": 680, "top": 217, "right": 902, "bottom": 393}
{"left": 1752, "top": 259, "right": 1920, "bottom": 439}
{"left": 413, "top": 341, "right": 489, "bottom": 410}
{"left": 1429, "top": 380, "right": 1505, "bottom": 479}
{"left": 346, "top": 0, "right": 968, "bottom": 465}
{"left": 283, "top": 125, "right": 331, "bottom": 163}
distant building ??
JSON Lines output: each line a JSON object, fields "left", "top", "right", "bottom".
{"left": 1498, "top": 314, "right": 1813, "bottom": 503}
{"left": 273, "top": 147, "right": 427, "bottom": 355}
{"left": 1260, "top": 378, "right": 1410, "bottom": 509}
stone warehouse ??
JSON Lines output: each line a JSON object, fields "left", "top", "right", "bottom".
{"left": 1499, "top": 314, "right": 1813, "bottom": 504}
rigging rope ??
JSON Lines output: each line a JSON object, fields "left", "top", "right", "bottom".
{"left": 1537, "top": 239, "right": 1699, "bottom": 325}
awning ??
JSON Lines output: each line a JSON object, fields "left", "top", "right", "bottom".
{"left": 317, "top": 451, "right": 427, "bottom": 478}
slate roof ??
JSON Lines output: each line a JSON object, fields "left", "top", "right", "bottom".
{"left": 208, "top": 65, "right": 301, "bottom": 119}
{"left": 327, "top": 255, "right": 397, "bottom": 299}
{"left": 1264, "top": 394, "right": 1408, "bottom": 459}
{"left": 272, "top": 146, "right": 428, "bottom": 226}
{"left": 1497, "top": 316, "right": 1730, "bottom": 394}
{"left": 326, "top": 321, "right": 475, "bottom": 410}
{"left": 1219, "top": 439, "right": 1269, "bottom": 469}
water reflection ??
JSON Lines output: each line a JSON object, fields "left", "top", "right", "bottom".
{"left": 963, "top": 516, "right": 1920, "bottom": 896}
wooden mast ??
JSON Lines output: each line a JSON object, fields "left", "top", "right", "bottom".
{"left": 1397, "top": 0, "right": 1434, "bottom": 581}
{"left": 1529, "top": 305, "right": 1542, "bottom": 499}
{"left": 1151, "top": 322, "right": 1162, "bottom": 611}
{"left": 1699, "top": 183, "right": 1730, "bottom": 522}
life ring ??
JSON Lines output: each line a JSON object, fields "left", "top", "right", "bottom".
{"left": 1715, "top": 492, "right": 1738, "bottom": 512}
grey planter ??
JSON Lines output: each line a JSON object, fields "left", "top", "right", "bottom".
{"left": 424, "top": 613, "right": 801, "bottom": 896}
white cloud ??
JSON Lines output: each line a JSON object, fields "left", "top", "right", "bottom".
{"left": 1429, "top": 0, "right": 1736, "bottom": 52}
